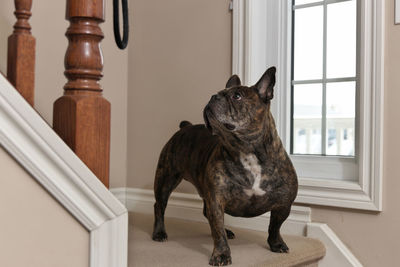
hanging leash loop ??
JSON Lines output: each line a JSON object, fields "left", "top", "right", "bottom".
{"left": 113, "top": 0, "right": 129, "bottom": 49}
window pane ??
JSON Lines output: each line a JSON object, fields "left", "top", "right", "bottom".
{"left": 294, "top": 6, "right": 323, "bottom": 80}
{"left": 293, "top": 84, "right": 322, "bottom": 154}
{"left": 327, "top": 0, "right": 357, "bottom": 78}
{"left": 326, "top": 82, "right": 355, "bottom": 156}
{"left": 295, "top": 0, "right": 320, "bottom": 5}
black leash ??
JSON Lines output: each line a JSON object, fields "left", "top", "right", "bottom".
{"left": 113, "top": 0, "right": 129, "bottom": 50}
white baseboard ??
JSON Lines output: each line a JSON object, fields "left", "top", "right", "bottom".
{"left": 111, "top": 187, "right": 311, "bottom": 236}
{"left": 307, "top": 223, "right": 363, "bottom": 267}
{"left": 110, "top": 187, "right": 127, "bottom": 207}
{"left": 111, "top": 187, "right": 363, "bottom": 267}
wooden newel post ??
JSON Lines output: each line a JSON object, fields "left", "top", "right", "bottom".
{"left": 53, "top": 0, "right": 110, "bottom": 188}
{"left": 7, "top": 0, "right": 35, "bottom": 106}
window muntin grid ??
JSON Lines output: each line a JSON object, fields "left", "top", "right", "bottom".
{"left": 291, "top": 0, "right": 357, "bottom": 157}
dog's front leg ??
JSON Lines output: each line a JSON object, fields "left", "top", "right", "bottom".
{"left": 268, "top": 206, "right": 291, "bottom": 253}
{"left": 205, "top": 199, "right": 232, "bottom": 266}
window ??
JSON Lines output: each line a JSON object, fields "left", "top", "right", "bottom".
{"left": 232, "top": 0, "right": 384, "bottom": 210}
{"left": 291, "top": 0, "right": 357, "bottom": 157}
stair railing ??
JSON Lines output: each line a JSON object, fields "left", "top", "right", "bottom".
{"left": 7, "top": 0, "right": 110, "bottom": 188}
{"left": 7, "top": 0, "right": 35, "bottom": 107}
{"left": 53, "top": 0, "right": 110, "bottom": 188}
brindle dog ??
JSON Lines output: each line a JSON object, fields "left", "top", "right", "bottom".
{"left": 152, "top": 67, "right": 298, "bottom": 266}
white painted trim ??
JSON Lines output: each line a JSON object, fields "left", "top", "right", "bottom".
{"left": 232, "top": 0, "right": 384, "bottom": 211}
{"left": 112, "top": 187, "right": 361, "bottom": 267}
{"left": 396, "top": 0, "right": 400, "bottom": 24}
{"left": 111, "top": 187, "right": 127, "bottom": 206}
{"left": 307, "top": 223, "right": 363, "bottom": 267}
{"left": 294, "top": 0, "right": 353, "bottom": 10}
{"left": 232, "top": 0, "right": 245, "bottom": 83}
{"left": 0, "top": 74, "right": 128, "bottom": 267}
{"left": 91, "top": 213, "right": 128, "bottom": 267}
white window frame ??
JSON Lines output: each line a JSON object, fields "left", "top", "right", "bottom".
{"left": 232, "top": 0, "right": 384, "bottom": 211}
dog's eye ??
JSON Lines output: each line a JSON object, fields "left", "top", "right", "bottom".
{"left": 232, "top": 92, "right": 242, "bottom": 100}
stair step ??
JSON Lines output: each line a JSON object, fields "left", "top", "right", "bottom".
{"left": 129, "top": 213, "right": 325, "bottom": 267}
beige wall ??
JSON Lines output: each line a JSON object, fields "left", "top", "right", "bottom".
{"left": 127, "top": 0, "right": 232, "bottom": 190}
{"left": 310, "top": 1, "right": 400, "bottom": 266}
{"left": 0, "top": 0, "right": 128, "bottom": 188}
{"left": 0, "top": 146, "right": 89, "bottom": 267}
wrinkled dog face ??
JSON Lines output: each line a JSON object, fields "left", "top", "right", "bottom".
{"left": 204, "top": 86, "right": 263, "bottom": 133}
{"left": 204, "top": 67, "right": 276, "bottom": 137}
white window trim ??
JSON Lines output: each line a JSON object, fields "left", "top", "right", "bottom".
{"left": 232, "top": 0, "right": 384, "bottom": 211}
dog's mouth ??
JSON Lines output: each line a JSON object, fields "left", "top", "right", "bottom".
{"left": 204, "top": 105, "right": 236, "bottom": 132}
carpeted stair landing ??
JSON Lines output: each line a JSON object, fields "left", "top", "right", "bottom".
{"left": 129, "top": 213, "right": 325, "bottom": 267}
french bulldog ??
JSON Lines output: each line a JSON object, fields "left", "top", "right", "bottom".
{"left": 152, "top": 67, "right": 298, "bottom": 266}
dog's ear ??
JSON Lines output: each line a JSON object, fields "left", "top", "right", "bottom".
{"left": 226, "top": 74, "right": 241, "bottom": 88}
{"left": 203, "top": 108, "right": 213, "bottom": 134}
{"left": 254, "top": 66, "right": 276, "bottom": 102}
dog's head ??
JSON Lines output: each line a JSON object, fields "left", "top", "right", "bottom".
{"left": 203, "top": 66, "right": 276, "bottom": 140}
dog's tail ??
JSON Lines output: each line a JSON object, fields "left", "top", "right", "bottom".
{"left": 179, "top": 120, "right": 192, "bottom": 129}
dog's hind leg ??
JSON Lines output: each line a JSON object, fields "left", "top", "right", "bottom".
{"left": 203, "top": 200, "right": 235, "bottom": 239}
{"left": 152, "top": 162, "right": 183, "bottom": 242}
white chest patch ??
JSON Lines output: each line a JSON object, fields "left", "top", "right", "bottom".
{"left": 240, "top": 153, "right": 266, "bottom": 197}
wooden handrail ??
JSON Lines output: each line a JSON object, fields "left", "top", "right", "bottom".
{"left": 53, "top": 0, "right": 110, "bottom": 188}
{"left": 7, "top": 0, "right": 35, "bottom": 106}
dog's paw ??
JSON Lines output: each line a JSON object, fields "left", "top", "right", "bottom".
{"left": 268, "top": 240, "right": 289, "bottom": 253}
{"left": 152, "top": 231, "right": 168, "bottom": 242}
{"left": 225, "top": 228, "right": 235, "bottom": 239}
{"left": 209, "top": 253, "right": 232, "bottom": 266}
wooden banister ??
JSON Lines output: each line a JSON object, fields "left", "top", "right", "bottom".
{"left": 7, "top": 0, "right": 35, "bottom": 106}
{"left": 53, "top": 0, "right": 110, "bottom": 188}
